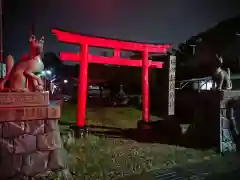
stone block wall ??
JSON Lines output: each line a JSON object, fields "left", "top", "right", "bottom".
{"left": 0, "top": 119, "right": 67, "bottom": 180}
{"left": 219, "top": 100, "right": 236, "bottom": 153}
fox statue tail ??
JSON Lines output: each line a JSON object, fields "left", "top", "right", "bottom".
{"left": 0, "top": 55, "right": 14, "bottom": 90}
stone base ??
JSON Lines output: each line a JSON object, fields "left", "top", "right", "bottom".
{"left": 0, "top": 104, "right": 70, "bottom": 180}
{"left": 70, "top": 125, "right": 89, "bottom": 138}
{"left": 137, "top": 120, "right": 152, "bottom": 130}
{"left": 136, "top": 120, "right": 153, "bottom": 142}
{"left": 178, "top": 90, "right": 240, "bottom": 154}
{"left": 136, "top": 120, "right": 182, "bottom": 144}
{"left": 220, "top": 90, "right": 240, "bottom": 99}
{"left": 0, "top": 105, "right": 61, "bottom": 122}
{"left": 0, "top": 91, "right": 49, "bottom": 108}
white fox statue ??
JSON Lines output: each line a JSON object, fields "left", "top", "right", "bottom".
{"left": 0, "top": 35, "right": 45, "bottom": 92}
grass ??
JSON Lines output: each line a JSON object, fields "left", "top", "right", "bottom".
{"left": 61, "top": 103, "right": 141, "bottom": 128}
{"left": 60, "top": 103, "right": 216, "bottom": 180}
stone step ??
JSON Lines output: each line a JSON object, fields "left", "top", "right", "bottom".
{"left": 0, "top": 105, "right": 61, "bottom": 122}
{"left": 0, "top": 91, "right": 49, "bottom": 108}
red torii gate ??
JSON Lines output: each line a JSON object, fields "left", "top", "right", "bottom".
{"left": 52, "top": 29, "right": 170, "bottom": 128}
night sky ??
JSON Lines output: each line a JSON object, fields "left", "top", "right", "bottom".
{"left": 2, "top": 0, "right": 240, "bottom": 59}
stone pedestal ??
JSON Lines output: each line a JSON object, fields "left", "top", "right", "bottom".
{"left": 0, "top": 91, "right": 49, "bottom": 107}
{"left": 201, "top": 91, "right": 239, "bottom": 153}
{"left": 0, "top": 92, "right": 70, "bottom": 180}
{"left": 219, "top": 91, "right": 239, "bottom": 154}
{"left": 178, "top": 90, "right": 240, "bottom": 154}
{"left": 70, "top": 124, "right": 89, "bottom": 138}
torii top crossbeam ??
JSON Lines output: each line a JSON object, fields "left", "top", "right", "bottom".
{"left": 52, "top": 28, "right": 170, "bottom": 127}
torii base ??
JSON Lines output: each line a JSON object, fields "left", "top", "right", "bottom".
{"left": 70, "top": 124, "right": 89, "bottom": 138}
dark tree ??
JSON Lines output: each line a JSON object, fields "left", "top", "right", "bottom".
{"left": 130, "top": 51, "right": 142, "bottom": 59}
{"left": 42, "top": 52, "right": 63, "bottom": 74}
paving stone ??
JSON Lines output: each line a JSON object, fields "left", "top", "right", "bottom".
{"left": 25, "top": 120, "right": 45, "bottom": 135}
{"left": 0, "top": 154, "right": 22, "bottom": 179}
{"left": 21, "top": 151, "right": 50, "bottom": 176}
{"left": 48, "top": 149, "right": 65, "bottom": 170}
{"left": 0, "top": 138, "right": 14, "bottom": 154}
{"left": 14, "top": 134, "right": 37, "bottom": 154}
{"left": 37, "top": 131, "right": 62, "bottom": 151}
{"left": 3, "top": 122, "right": 25, "bottom": 138}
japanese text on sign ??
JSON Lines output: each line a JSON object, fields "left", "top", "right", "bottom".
{"left": 168, "top": 56, "right": 176, "bottom": 115}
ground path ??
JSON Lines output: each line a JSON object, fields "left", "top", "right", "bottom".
{"left": 116, "top": 153, "right": 240, "bottom": 180}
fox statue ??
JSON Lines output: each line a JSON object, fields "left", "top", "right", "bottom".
{"left": 212, "top": 54, "right": 232, "bottom": 91}
{"left": 0, "top": 35, "right": 45, "bottom": 92}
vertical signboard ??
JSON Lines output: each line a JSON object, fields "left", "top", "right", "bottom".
{"left": 168, "top": 55, "right": 176, "bottom": 115}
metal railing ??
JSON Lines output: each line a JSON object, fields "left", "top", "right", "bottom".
{"left": 176, "top": 74, "right": 240, "bottom": 91}
{"left": 176, "top": 76, "right": 212, "bottom": 91}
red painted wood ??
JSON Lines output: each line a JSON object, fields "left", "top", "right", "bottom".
{"left": 142, "top": 50, "right": 150, "bottom": 122}
{"left": 77, "top": 44, "right": 89, "bottom": 127}
{"left": 52, "top": 29, "right": 170, "bottom": 53}
{"left": 52, "top": 28, "right": 170, "bottom": 127}
{"left": 114, "top": 49, "right": 120, "bottom": 57}
{"left": 59, "top": 52, "right": 163, "bottom": 68}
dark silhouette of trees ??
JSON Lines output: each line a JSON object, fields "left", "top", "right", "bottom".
{"left": 42, "top": 52, "right": 63, "bottom": 75}
{"left": 175, "top": 16, "right": 240, "bottom": 80}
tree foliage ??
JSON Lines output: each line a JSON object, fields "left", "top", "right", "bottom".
{"left": 42, "top": 52, "right": 63, "bottom": 75}
{"left": 175, "top": 16, "right": 240, "bottom": 79}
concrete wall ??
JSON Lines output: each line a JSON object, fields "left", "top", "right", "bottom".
{"left": 176, "top": 90, "right": 239, "bottom": 153}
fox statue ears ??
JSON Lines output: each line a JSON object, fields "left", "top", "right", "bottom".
{"left": 29, "top": 35, "right": 44, "bottom": 55}
{"left": 216, "top": 53, "right": 223, "bottom": 64}
{"left": 39, "top": 36, "right": 44, "bottom": 45}
{"left": 29, "top": 35, "right": 44, "bottom": 46}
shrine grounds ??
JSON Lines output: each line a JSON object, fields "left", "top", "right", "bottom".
{"left": 59, "top": 103, "right": 217, "bottom": 180}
